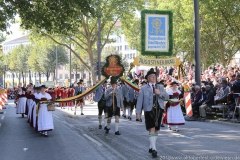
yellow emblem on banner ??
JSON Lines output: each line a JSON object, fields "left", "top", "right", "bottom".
{"left": 133, "top": 56, "right": 180, "bottom": 66}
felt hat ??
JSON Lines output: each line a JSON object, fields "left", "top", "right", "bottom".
{"left": 110, "top": 77, "right": 117, "bottom": 84}
{"left": 170, "top": 81, "right": 179, "bottom": 86}
{"left": 145, "top": 68, "right": 156, "bottom": 79}
{"left": 41, "top": 85, "right": 48, "bottom": 89}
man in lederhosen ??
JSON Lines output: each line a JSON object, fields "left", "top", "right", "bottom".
{"left": 93, "top": 81, "right": 108, "bottom": 129}
{"left": 136, "top": 68, "right": 169, "bottom": 158}
{"left": 120, "top": 81, "right": 128, "bottom": 118}
{"left": 74, "top": 82, "right": 85, "bottom": 115}
{"left": 105, "top": 77, "right": 123, "bottom": 135}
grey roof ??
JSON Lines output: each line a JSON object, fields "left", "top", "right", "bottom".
{"left": 2, "top": 35, "right": 30, "bottom": 46}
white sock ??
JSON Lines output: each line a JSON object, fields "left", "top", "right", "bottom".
{"left": 107, "top": 120, "right": 111, "bottom": 129}
{"left": 123, "top": 108, "right": 126, "bottom": 115}
{"left": 80, "top": 107, "right": 83, "bottom": 113}
{"left": 127, "top": 108, "right": 130, "bottom": 117}
{"left": 104, "top": 117, "right": 108, "bottom": 127}
{"left": 149, "top": 134, "right": 156, "bottom": 150}
{"left": 149, "top": 144, "right": 152, "bottom": 149}
{"left": 115, "top": 122, "right": 119, "bottom": 132}
{"left": 98, "top": 116, "right": 102, "bottom": 125}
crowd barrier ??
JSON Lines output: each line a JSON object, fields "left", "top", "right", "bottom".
{"left": 0, "top": 90, "right": 7, "bottom": 110}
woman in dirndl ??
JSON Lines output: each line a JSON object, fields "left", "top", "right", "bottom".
{"left": 37, "top": 85, "right": 54, "bottom": 137}
{"left": 163, "top": 82, "right": 185, "bottom": 132}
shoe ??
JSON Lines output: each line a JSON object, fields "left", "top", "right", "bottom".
{"left": 139, "top": 118, "right": 142, "bottom": 122}
{"left": 149, "top": 148, "right": 153, "bottom": 153}
{"left": 22, "top": 114, "right": 24, "bottom": 118}
{"left": 173, "top": 129, "right": 179, "bottom": 132}
{"left": 168, "top": 126, "right": 171, "bottom": 130}
{"left": 115, "top": 131, "right": 121, "bottom": 135}
{"left": 129, "top": 117, "right": 132, "bottom": 121}
{"left": 128, "top": 116, "right": 130, "bottom": 119}
{"left": 160, "top": 124, "right": 165, "bottom": 127}
{"left": 136, "top": 119, "right": 139, "bottom": 121}
{"left": 81, "top": 113, "right": 84, "bottom": 115}
{"left": 44, "top": 132, "right": 48, "bottom": 137}
{"left": 104, "top": 126, "right": 107, "bottom": 130}
{"left": 122, "top": 114, "right": 126, "bottom": 118}
{"left": 105, "top": 128, "right": 110, "bottom": 134}
{"left": 152, "top": 150, "right": 157, "bottom": 158}
{"left": 99, "top": 125, "right": 102, "bottom": 129}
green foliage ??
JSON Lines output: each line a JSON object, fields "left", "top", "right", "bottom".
{"left": 0, "top": 0, "right": 94, "bottom": 32}
{"left": 122, "top": 0, "right": 240, "bottom": 68}
{"left": 9, "top": 44, "right": 31, "bottom": 73}
{"left": 28, "top": 41, "right": 69, "bottom": 78}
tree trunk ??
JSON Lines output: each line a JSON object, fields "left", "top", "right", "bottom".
{"left": 39, "top": 72, "right": 41, "bottom": 83}
{"left": 47, "top": 71, "right": 49, "bottom": 81}
{"left": 22, "top": 71, "right": 24, "bottom": 85}
{"left": 18, "top": 73, "right": 21, "bottom": 85}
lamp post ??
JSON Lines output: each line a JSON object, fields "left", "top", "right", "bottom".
{"left": 56, "top": 46, "right": 58, "bottom": 84}
{"left": 194, "top": 0, "right": 201, "bottom": 85}
{"left": 4, "top": 65, "right": 8, "bottom": 88}
{"left": 69, "top": 44, "right": 72, "bottom": 86}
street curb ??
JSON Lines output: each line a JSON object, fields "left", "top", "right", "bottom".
{"left": 206, "top": 120, "right": 240, "bottom": 127}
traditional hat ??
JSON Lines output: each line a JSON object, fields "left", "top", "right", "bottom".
{"left": 133, "top": 79, "right": 139, "bottom": 85}
{"left": 41, "top": 85, "right": 48, "bottom": 89}
{"left": 77, "top": 81, "right": 82, "bottom": 84}
{"left": 145, "top": 68, "right": 156, "bottom": 79}
{"left": 110, "top": 77, "right": 117, "bottom": 84}
{"left": 103, "top": 81, "right": 107, "bottom": 84}
{"left": 79, "top": 79, "right": 84, "bottom": 82}
{"left": 22, "top": 87, "right": 27, "bottom": 91}
{"left": 170, "top": 81, "right": 179, "bottom": 86}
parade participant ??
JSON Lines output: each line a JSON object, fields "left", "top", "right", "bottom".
{"left": 74, "top": 82, "right": 85, "bottom": 115}
{"left": 33, "top": 86, "right": 41, "bottom": 129}
{"left": 16, "top": 87, "right": 27, "bottom": 118}
{"left": 105, "top": 77, "right": 123, "bottom": 135}
{"left": 59, "top": 87, "right": 65, "bottom": 109}
{"left": 120, "top": 81, "right": 128, "bottom": 118}
{"left": 93, "top": 81, "right": 108, "bottom": 129}
{"left": 37, "top": 85, "right": 54, "bottom": 137}
{"left": 126, "top": 84, "right": 135, "bottom": 121}
{"left": 68, "top": 87, "right": 75, "bottom": 110}
{"left": 165, "top": 82, "right": 185, "bottom": 132}
{"left": 136, "top": 68, "right": 169, "bottom": 158}
{"left": 26, "top": 84, "right": 35, "bottom": 123}
{"left": 136, "top": 80, "right": 147, "bottom": 122}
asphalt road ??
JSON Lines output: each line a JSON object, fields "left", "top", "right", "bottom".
{"left": 1, "top": 100, "right": 240, "bottom": 160}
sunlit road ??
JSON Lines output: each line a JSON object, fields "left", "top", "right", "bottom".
{"left": 0, "top": 100, "right": 240, "bottom": 160}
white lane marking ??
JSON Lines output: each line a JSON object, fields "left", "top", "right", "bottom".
{"left": 1, "top": 115, "right": 4, "bottom": 120}
{"left": 0, "top": 123, "right": 1, "bottom": 127}
{"left": 160, "top": 130, "right": 194, "bottom": 139}
{"left": 23, "top": 148, "right": 28, "bottom": 151}
{"left": 83, "top": 134, "right": 102, "bottom": 146}
{"left": 53, "top": 115, "right": 60, "bottom": 119}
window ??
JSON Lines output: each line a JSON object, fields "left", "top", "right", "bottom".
{"left": 76, "top": 74, "right": 80, "bottom": 79}
{"left": 59, "top": 74, "right": 63, "bottom": 79}
{"left": 71, "top": 74, "right": 74, "bottom": 79}
{"left": 129, "top": 54, "right": 132, "bottom": 59}
{"left": 133, "top": 53, "right": 135, "bottom": 58}
{"left": 119, "top": 46, "right": 122, "bottom": 51}
{"left": 125, "top": 45, "right": 130, "bottom": 50}
{"left": 83, "top": 73, "right": 86, "bottom": 79}
{"left": 65, "top": 74, "right": 68, "bottom": 79}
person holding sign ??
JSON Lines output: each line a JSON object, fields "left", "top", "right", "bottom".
{"left": 104, "top": 77, "right": 123, "bottom": 135}
{"left": 136, "top": 68, "right": 169, "bottom": 158}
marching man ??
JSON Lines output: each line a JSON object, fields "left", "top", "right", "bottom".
{"left": 93, "top": 81, "right": 108, "bottom": 129}
{"left": 136, "top": 68, "right": 169, "bottom": 158}
{"left": 105, "top": 77, "right": 123, "bottom": 135}
{"left": 74, "top": 81, "right": 85, "bottom": 115}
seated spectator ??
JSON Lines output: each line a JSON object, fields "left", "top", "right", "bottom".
{"left": 215, "top": 79, "right": 230, "bottom": 104}
{"left": 199, "top": 85, "right": 215, "bottom": 120}
{"left": 192, "top": 85, "right": 202, "bottom": 117}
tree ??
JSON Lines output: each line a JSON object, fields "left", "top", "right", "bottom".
{"left": 28, "top": 40, "right": 69, "bottom": 82}
{"left": 0, "top": 0, "right": 94, "bottom": 32}
{"left": 20, "top": 0, "right": 145, "bottom": 83}
{"left": 9, "top": 44, "right": 31, "bottom": 84}
{"left": 122, "top": 0, "right": 240, "bottom": 69}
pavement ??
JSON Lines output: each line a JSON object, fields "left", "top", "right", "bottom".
{"left": 1, "top": 100, "right": 240, "bottom": 160}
